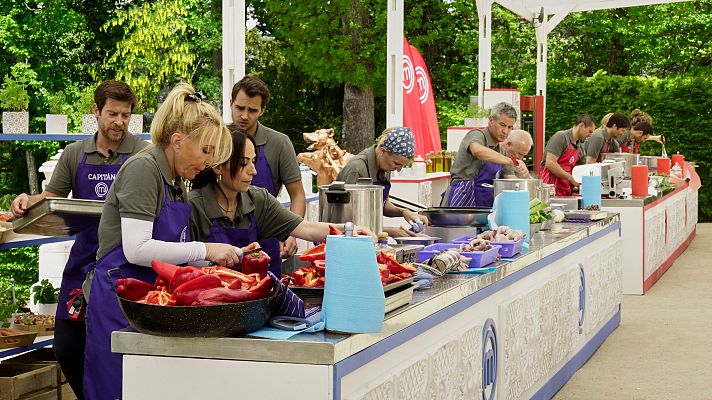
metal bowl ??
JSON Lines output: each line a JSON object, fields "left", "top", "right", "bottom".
{"left": 493, "top": 179, "right": 543, "bottom": 202}
{"left": 419, "top": 207, "right": 491, "bottom": 227}
{"left": 639, "top": 156, "right": 668, "bottom": 173}
{"left": 115, "top": 275, "right": 280, "bottom": 337}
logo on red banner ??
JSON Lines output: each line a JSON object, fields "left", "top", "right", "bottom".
{"left": 403, "top": 55, "right": 415, "bottom": 94}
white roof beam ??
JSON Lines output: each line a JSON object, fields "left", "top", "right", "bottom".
{"left": 496, "top": 0, "right": 536, "bottom": 20}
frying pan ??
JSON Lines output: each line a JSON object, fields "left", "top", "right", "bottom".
{"left": 108, "top": 269, "right": 280, "bottom": 337}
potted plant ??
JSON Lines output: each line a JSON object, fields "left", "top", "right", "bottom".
{"left": 45, "top": 91, "right": 68, "bottom": 134}
{"left": 129, "top": 101, "right": 144, "bottom": 134}
{"left": 31, "top": 279, "right": 59, "bottom": 316}
{"left": 77, "top": 88, "right": 97, "bottom": 134}
{"left": 0, "top": 71, "right": 31, "bottom": 134}
{"left": 464, "top": 102, "right": 490, "bottom": 127}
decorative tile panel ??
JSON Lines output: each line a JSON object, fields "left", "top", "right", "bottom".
{"left": 499, "top": 266, "right": 579, "bottom": 400}
{"left": 585, "top": 239, "right": 623, "bottom": 335}
{"left": 666, "top": 196, "right": 686, "bottom": 255}
{"left": 644, "top": 207, "right": 666, "bottom": 277}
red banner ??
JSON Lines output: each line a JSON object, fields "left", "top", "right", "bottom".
{"left": 402, "top": 37, "right": 441, "bottom": 157}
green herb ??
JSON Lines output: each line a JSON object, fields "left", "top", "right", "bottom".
{"left": 31, "top": 279, "right": 59, "bottom": 305}
{"left": 75, "top": 88, "right": 95, "bottom": 114}
{"left": 46, "top": 91, "right": 67, "bottom": 115}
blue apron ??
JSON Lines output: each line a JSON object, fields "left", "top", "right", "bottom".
{"left": 83, "top": 184, "right": 191, "bottom": 400}
{"left": 57, "top": 153, "right": 128, "bottom": 319}
{"left": 249, "top": 144, "right": 282, "bottom": 276}
{"left": 446, "top": 161, "right": 502, "bottom": 207}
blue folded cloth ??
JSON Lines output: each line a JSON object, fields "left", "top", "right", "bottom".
{"left": 412, "top": 268, "right": 434, "bottom": 290}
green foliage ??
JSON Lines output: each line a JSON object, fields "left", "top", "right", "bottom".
{"left": 0, "top": 63, "right": 35, "bottom": 111}
{"left": 45, "top": 91, "right": 68, "bottom": 115}
{"left": 32, "top": 279, "right": 59, "bottom": 305}
{"left": 0, "top": 247, "right": 39, "bottom": 310}
{"left": 0, "top": 194, "right": 14, "bottom": 211}
{"left": 100, "top": 0, "right": 198, "bottom": 110}
{"left": 75, "top": 88, "right": 95, "bottom": 115}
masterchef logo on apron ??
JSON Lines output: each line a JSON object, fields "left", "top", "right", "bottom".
{"left": 87, "top": 172, "right": 117, "bottom": 198}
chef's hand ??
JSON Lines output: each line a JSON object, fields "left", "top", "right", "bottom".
{"left": 402, "top": 210, "right": 428, "bottom": 230}
{"left": 514, "top": 159, "right": 528, "bottom": 176}
{"left": 205, "top": 243, "right": 242, "bottom": 268}
{"left": 568, "top": 176, "right": 581, "bottom": 188}
{"left": 11, "top": 193, "right": 29, "bottom": 217}
{"left": 280, "top": 236, "right": 298, "bottom": 258}
{"left": 384, "top": 226, "right": 416, "bottom": 238}
{"left": 354, "top": 225, "right": 376, "bottom": 241}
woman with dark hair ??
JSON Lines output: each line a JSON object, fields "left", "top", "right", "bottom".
{"left": 189, "top": 125, "right": 372, "bottom": 260}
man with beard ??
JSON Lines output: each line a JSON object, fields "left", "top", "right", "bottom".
{"left": 229, "top": 76, "right": 305, "bottom": 275}
{"left": 11, "top": 80, "right": 148, "bottom": 400}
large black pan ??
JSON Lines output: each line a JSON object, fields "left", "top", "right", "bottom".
{"left": 109, "top": 270, "right": 280, "bottom": 337}
{"left": 419, "top": 207, "right": 492, "bottom": 227}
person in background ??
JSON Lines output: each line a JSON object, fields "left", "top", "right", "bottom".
{"left": 10, "top": 80, "right": 148, "bottom": 400}
{"left": 540, "top": 114, "right": 596, "bottom": 196}
{"left": 617, "top": 109, "right": 663, "bottom": 153}
{"left": 584, "top": 112, "right": 630, "bottom": 163}
{"left": 230, "top": 76, "right": 305, "bottom": 274}
{"left": 336, "top": 127, "right": 428, "bottom": 239}
{"left": 442, "top": 102, "right": 528, "bottom": 207}
{"left": 500, "top": 129, "right": 534, "bottom": 179}
{"left": 189, "top": 126, "right": 373, "bottom": 251}
{"left": 83, "top": 84, "right": 241, "bottom": 400}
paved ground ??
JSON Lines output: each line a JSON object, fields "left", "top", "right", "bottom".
{"left": 554, "top": 223, "right": 712, "bottom": 400}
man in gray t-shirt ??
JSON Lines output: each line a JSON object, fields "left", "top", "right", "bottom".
{"left": 442, "top": 102, "right": 528, "bottom": 207}
{"left": 230, "top": 76, "right": 305, "bottom": 260}
{"left": 540, "top": 114, "right": 595, "bottom": 196}
{"left": 584, "top": 112, "right": 630, "bottom": 163}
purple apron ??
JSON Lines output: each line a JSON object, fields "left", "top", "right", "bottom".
{"left": 249, "top": 144, "right": 282, "bottom": 276}
{"left": 446, "top": 161, "right": 503, "bottom": 207}
{"left": 83, "top": 184, "right": 191, "bottom": 400}
{"left": 207, "top": 214, "right": 305, "bottom": 318}
{"left": 57, "top": 154, "right": 128, "bottom": 319}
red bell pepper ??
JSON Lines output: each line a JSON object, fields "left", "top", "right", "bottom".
{"left": 154, "top": 276, "right": 170, "bottom": 290}
{"left": 144, "top": 289, "right": 175, "bottom": 306}
{"left": 168, "top": 266, "right": 205, "bottom": 293}
{"left": 191, "top": 287, "right": 254, "bottom": 306}
{"left": 116, "top": 278, "right": 154, "bottom": 301}
{"left": 170, "top": 274, "right": 223, "bottom": 306}
{"left": 329, "top": 225, "right": 342, "bottom": 235}
{"left": 298, "top": 243, "right": 325, "bottom": 262}
{"left": 249, "top": 276, "right": 273, "bottom": 293}
{"left": 151, "top": 260, "right": 180, "bottom": 282}
{"left": 241, "top": 251, "right": 271, "bottom": 279}
{"left": 313, "top": 260, "right": 326, "bottom": 276}
{"left": 377, "top": 253, "right": 417, "bottom": 274}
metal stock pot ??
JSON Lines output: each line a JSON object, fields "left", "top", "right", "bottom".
{"left": 493, "top": 179, "right": 544, "bottom": 202}
{"left": 318, "top": 180, "right": 383, "bottom": 234}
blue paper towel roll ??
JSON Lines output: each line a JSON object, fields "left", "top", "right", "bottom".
{"left": 322, "top": 235, "right": 385, "bottom": 333}
{"left": 494, "top": 190, "right": 530, "bottom": 242}
{"left": 581, "top": 175, "right": 602, "bottom": 208}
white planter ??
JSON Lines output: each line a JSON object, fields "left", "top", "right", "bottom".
{"left": 45, "top": 114, "right": 68, "bottom": 134}
{"left": 37, "top": 303, "right": 57, "bottom": 317}
{"left": 2, "top": 111, "right": 29, "bottom": 134}
{"left": 81, "top": 114, "right": 97, "bottom": 134}
{"left": 129, "top": 114, "right": 143, "bottom": 134}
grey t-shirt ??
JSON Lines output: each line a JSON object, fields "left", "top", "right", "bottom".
{"left": 541, "top": 128, "right": 586, "bottom": 167}
{"left": 45, "top": 134, "right": 149, "bottom": 197}
{"left": 336, "top": 146, "right": 389, "bottom": 184}
{"left": 97, "top": 145, "right": 187, "bottom": 258}
{"left": 188, "top": 184, "right": 303, "bottom": 243}
{"left": 584, "top": 127, "right": 620, "bottom": 161}
{"left": 254, "top": 122, "right": 301, "bottom": 193}
{"left": 450, "top": 128, "right": 514, "bottom": 182}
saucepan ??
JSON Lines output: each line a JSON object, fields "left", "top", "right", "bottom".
{"left": 109, "top": 269, "right": 280, "bottom": 337}
{"left": 418, "top": 207, "right": 491, "bottom": 227}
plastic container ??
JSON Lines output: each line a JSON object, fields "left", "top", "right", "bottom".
{"left": 451, "top": 236, "right": 525, "bottom": 258}
{"left": 417, "top": 243, "right": 500, "bottom": 268}
{"left": 375, "top": 232, "right": 396, "bottom": 259}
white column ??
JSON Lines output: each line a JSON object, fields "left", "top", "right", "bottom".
{"left": 535, "top": 15, "right": 547, "bottom": 136}
{"left": 222, "top": 0, "right": 246, "bottom": 122}
{"left": 386, "top": 0, "right": 404, "bottom": 127}
{"left": 476, "top": 0, "right": 492, "bottom": 108}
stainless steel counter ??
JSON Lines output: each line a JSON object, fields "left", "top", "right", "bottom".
{"left": 601, "top": 187, "right": 676, "bottom": 207}
{"left": 112, "top": 214, "right": 620, "bottom": 365}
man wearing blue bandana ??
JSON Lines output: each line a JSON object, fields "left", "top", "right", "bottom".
{"left": 337, "top": 127, "right": 428, "bottom": 238}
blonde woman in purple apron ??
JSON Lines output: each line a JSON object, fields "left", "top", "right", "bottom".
{"left": 10, "top": 81, "right": 148, "bottom": 400}
{"left": 336, "top": 127, "right": 428, "bottom": 238}
{"left": 82, "top": 84, "right": 245, "bottom": 400}
{"left": 442, "top": 102, "right": 528, "bottom": 208}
